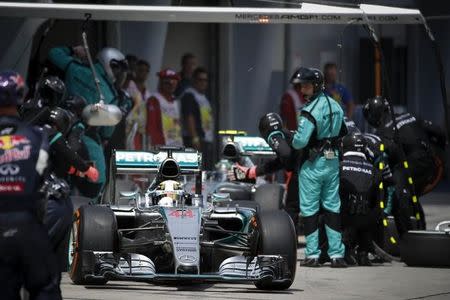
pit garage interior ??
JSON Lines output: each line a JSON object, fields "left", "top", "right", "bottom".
{"left": 2, "top": 1, "right": 450, "bottom": 135}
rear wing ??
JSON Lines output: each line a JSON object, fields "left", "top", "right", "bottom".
{"left": 103, "top": 148, "right": 202, "bottom": 205}
{"left": 233, "top": 136, "right": 275, "bottom": 156}
{"left": 219, "top": 130, "right": 274, "bottom": 157}
{"left": 220, "top": 135, "right": 276, "bottom": 168}
{"left": 113, "top": 148, "right": 202, "bottom": 174}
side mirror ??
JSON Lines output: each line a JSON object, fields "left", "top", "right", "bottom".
{"left": 82, "top": 103, "right": 122, "bottom": 126}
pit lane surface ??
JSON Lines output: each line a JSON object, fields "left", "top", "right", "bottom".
{"left": 62, "top": 182, "right": 450, "bottom": 300}
{"left": 61, "top": 260, "right": 450, "bottom": 300}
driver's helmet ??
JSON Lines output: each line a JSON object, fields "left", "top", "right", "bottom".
{"left": 157, "top": 180, "right": 183, "bottom": 207}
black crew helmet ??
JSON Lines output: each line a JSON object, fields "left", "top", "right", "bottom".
{"left": 38, "top": 76, "right": 66, "bottom": 107}
{"left": 363, "top": 96, "right": 390, "bottom": 128}
{"left": 48, "top": 107, "right": 72, "bottom": 136}
{"left": 290, "top": 67, "right": 324, "bottom": 94}
{"left": 342, "top": 132, "right": 367, "bottom": 153}
{"left": 258, "top": 112, "right": 283, "bottom": 141}
{"left": 65, "top": 95, "right": 87, "bottom": 118}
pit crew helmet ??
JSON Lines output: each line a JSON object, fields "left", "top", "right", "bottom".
{"left": 38, "top": 76, "right": 66, "bottom": 107}
{"left": 258, "top": 112, "right": 283, "bottom": 141}
{"left": 65, "top": 94, "right": 87, "bottom": 118}
{"left": 0, "top": 71, "right": 26, "bottom": 107}
{"left": 342, "top": 132, "right": 367, "bottom": 153}
{"left": 290, "top": 67, "right": 324, "bottom": 94}
{"left": 48, "top": 107, "right": 72, "bottom": 136}
{"left": 97, "top": 47, "right": 128, "bottom": 84}
{"left": 363, "top": 96, "right": 390, "bottom": 128}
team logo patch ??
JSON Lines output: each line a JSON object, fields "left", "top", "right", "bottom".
{"left": 0, "top": 145, "right": 31, "bottom": 164}
{"left": 0, "top": 164, "right": 20, "bottom": 176}
{"left": 0, "top": 135, "right": 30, "bottom": 150}
{"left": 0, "top": 182, "right": 24, "bottom": 193}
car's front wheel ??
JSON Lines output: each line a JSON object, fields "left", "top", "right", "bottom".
{"left": 254, "top": 210, "right": 297, "bottom": 290}
{"left": 69, "top": 205, "right": 117, "bottom": 285}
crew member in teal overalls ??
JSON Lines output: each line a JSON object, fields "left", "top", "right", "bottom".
{"left": 48, "top": 46, "right": 129, "bottom": 200}
{"left": 289, "top": 67, "right": 347, "bottom": 268}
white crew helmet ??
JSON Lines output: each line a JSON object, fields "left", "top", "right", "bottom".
{"left": 97, "top": 47, "right": 126, "bottom": 83}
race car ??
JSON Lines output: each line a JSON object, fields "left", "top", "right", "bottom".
{"left": 213, "top": 133, "right": 285, "bottom": 211}
{"left": 68, "top": 146, "right": 297, "bottom": 290}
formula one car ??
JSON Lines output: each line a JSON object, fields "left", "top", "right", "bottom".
{"left": 68, "top": 147, "right": 297, "bottom": 290}
{"left": 213, "top": 133, "right": 285, "bottom": 211}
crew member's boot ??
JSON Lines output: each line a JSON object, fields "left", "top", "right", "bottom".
{"left": 357, "top": 251, "right": 372, "bottom": 266}
{"left": 330, "top": 257, "right": 348, "bottom": 268}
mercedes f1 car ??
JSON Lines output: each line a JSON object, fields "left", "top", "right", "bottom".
{"left": 68, "top": 147, "right": 297, "bottom": 290}
{"left": 213, "top": 133, "right": 285, "bottom": 211}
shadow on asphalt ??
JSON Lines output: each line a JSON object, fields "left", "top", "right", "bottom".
{"left": 83, "top": 283, "right": 303, "bottom": 294}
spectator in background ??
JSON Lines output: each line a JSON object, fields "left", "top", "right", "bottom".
{"left": 147, "top": 69, "right": 183, "bottom": 147}
{"left": 125, "top": 54, "right": 138, "bottom": 86}
{"left": 134, "top": 60, "right": 152, "bottom": 101}
{"left": 324, "top": 62, "right": 355, "bottom": 119}
{"left": 280, "top": 70, "right": 306, "bottom": 130}
{"left": 126, "top": 59, "right": 150, "bottom": 150}
{"left": 174, "top": 53, "right": 197, "bottom": 97}
{"left": 180, "top": 67, "right": 214, "bottom": 169}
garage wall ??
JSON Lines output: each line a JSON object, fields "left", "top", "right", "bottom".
{"left": 406, "top": 1, "right": 450, "bottom": 129}
{"left": 162, "top": 23, "right": 211, "bottom": 73}
{"left": 214, "top": 0, "right": 419, "bottom": 134}
{"left": 117, "top": 0, "right": 171, "bottom": 91}
{"left": 221, "top": 22, "right": 412, "bottom": 134}
{"left": 224, "top": 23, "right": 285, "bottom": 135}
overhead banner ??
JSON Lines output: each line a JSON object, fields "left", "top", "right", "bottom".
{"left": 0, "top": 2, "right": 423, "bottom": 25}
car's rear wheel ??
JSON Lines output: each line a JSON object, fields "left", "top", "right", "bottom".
{"left": 215, "top": 182, "right": 253, "bottom": 201}
{"left": 69, "top": 205, "right": 117, "bottom": 285}
{"left": 254, "top": 210, "right": 297, "bottom": 290}
{"left": 254, "top": 184, "right": 284, "bottom": 211}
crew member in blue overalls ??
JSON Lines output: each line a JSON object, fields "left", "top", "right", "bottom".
{"left": 0, "top": 71, "right": 61, "bottom": 300}
{"left": 288, "top": 67, "right": 347, "bottom": 268}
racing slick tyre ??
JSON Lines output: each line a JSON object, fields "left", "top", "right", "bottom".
{"left": 400, "top": 230, "right": 450, "bottom": 267}
{"left": 381, "top": 216, "right": 421, "bottom": 257}
{"left": 383, "top": 216, "right": 401, "bottom": 256}
{"left": 255, "top": 210, "right": 297, "bottom": 290}
{"left": 254, "top": 184, "right": 284, "bottom": 211}
{"left": 71, "top": 195, "right": 92, "bottom": 211}
{"left": 215, "top": 182, "right": 253, "bottom": 200}
{"left": 69, "top": 205, "right": 118, "bottom": 285}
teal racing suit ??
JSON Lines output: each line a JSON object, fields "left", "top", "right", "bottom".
{"left": 48, "top": 46, "right": 119, "bottom": 198}
{"left": 292, "top": 91, "right": 346, "bottom": 259}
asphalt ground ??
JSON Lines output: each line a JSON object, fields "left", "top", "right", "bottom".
{"left": 61, "top": 181, "right": 450, "bottom": 300}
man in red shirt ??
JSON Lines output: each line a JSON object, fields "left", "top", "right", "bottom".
{"left": 280, "top": 76, "right": 306, "bottom": 130}
{"left": 146, "top": 69, "right": 183, "bottom": 147}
